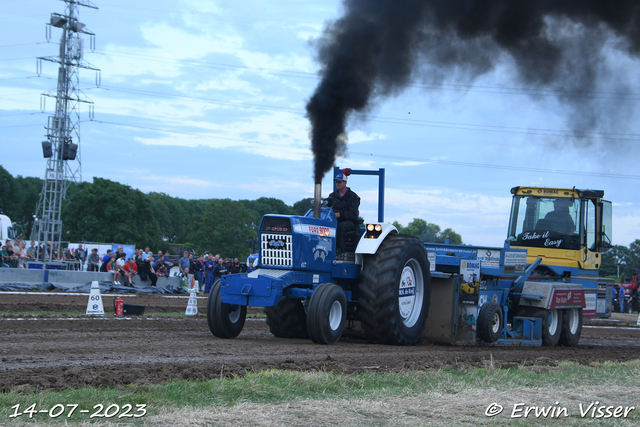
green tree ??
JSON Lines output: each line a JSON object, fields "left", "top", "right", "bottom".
{"left": 392, "top": 218, "right": 463, "bottom": 244}
{"left": 241, "top": 197, "right": 295, "bottom": 223}
{"left": 148, "top": 192, "right": 188, "bottom": 243}
{"left": 441, "top": 228, "right": 463, "bottom": 245}
{"left": 192, "top": 199, "right": 255, "bottom": 258}
{"left": 61, "top": 178, "right": 160, "bottom": 247}
{"left": 292, "top": 198, "right": 314, "bottom": 216}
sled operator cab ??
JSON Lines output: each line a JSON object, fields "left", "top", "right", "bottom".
{"left": 507, "top": 187, "right": 612, "bottom": 271}
{"left": 507, "top": 186, "right": 614, "bottom": 318}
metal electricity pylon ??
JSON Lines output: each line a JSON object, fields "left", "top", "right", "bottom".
{"left": 32, "top": 0, "right": 100, "bottom": 263}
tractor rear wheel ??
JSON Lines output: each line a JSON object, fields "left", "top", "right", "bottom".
{"left": 477, "top": 302, "right": 502, "bottom": 343}
{"left": 359, "top": 234, "right": 431, "bottom": 345}
{"left": 264, "top": 298, "right": 309, "bottom": 339}
{"left": 306, "top": 283, "right": 347, "bottom": 345}
{"left": 558, "top": 308, "right": 582, "bottom": 346}
{"left": 207, "top": 279, "right": 247, "bottom": 338}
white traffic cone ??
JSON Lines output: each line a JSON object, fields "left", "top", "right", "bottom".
{"left": 185, "top": 289, "right": 198, "bottom": 316}
{"left": 86, "top": 281, "right": 105, "bottom": 316}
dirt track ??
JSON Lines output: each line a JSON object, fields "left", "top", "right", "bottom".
{"left": 1, "top": 291, "right": 640, "bottom": 392}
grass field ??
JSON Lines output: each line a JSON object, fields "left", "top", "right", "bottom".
{"left": 2, "top": 361, "right": 639, "bottom": 426}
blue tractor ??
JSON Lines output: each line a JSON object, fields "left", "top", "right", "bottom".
{"left": 207, "top": 168, "right": 432, "bottom": 345}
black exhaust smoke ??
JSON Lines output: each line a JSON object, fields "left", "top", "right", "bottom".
{"left": 306, "top": 0, "right": 640, "bottom": 183}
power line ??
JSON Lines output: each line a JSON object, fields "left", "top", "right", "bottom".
{"left": 83, "top": 84, "right": 640, "bottom": 141}
{"left": 79, "top": 119, "right": 640, "bottom": 181}
{"left": 348, "top": 151, "right": 640, "bottom": 181}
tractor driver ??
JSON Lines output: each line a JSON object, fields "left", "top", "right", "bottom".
{"left": 542, "top": 198, "right": 576, "bottom": 235}
{"left": 328, "top": 172, "right": 360, "bottom": 253}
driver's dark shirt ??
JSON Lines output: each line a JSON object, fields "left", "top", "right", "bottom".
{"left": 328, "top": 187, "right": 360, "bottom": 226}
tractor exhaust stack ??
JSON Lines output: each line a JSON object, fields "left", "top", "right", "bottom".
{"left": 313, "top": 183, "right": 322, "bottom": 218}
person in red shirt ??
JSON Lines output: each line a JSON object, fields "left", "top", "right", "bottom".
{"left": 123, "top": 257, "right": 138, "bottom": 287}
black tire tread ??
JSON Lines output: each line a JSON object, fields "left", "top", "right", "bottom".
{"left": 558, "top": 308, "right": 582, "bottom": 346}
{"left": 264, "top": 298, "right": 309, "bottom": 339}
{"left": 307, "top": 283, "right": 346, "bottom": 345}
{"left": 358, "top": 234, "right": 431, "bottom": 345}
{"left": 477, "top": 302, "right": 502, "bottom": 343}
{"left": 534, "top": 308, "right": 563, "bottom": 346}
{"left": 206, "top": 279, "right": 246, "bottom": 339}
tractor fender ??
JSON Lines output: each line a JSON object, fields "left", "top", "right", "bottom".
{"left": 354, "top": 223, "right": 398, "bottom": 265}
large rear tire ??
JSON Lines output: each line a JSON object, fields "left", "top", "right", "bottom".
{"left": 264, "top": 298, "right": 309, "bottom": 339}
{"left": 306, "top": 283, "right": 347, "bottom": 345}
{"left": 207, "top": 279, "right": 247, "bottom": 338}
{"left": 477, "top": 302, "right": 502, "bottom": 343}
{"left": 558, "top": 308, "right": 582, "bottom": 346}
{"left": 359, "top": 234, "right": 431, "bottom": 345}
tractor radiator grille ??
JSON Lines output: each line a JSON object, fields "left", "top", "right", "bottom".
{"left": 260, "top": 233, "right": 293, "bottom": 267}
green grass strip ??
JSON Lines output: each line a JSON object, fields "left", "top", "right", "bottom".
{"left": 1, "top": 360, "right": 639, "bottom": 424}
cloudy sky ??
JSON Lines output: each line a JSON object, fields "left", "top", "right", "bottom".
{"left": 3, "top": 0, "right": 640, "bottom": 248}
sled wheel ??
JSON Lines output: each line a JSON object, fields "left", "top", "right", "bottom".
{"left": 477, "top": 302, "right": 503, "bottom": 343}
{"left": 559, "top": 308, "right": 582, "bottom": 346}
{"left": 538, "top": 308, "right": 563, "bottom": 346}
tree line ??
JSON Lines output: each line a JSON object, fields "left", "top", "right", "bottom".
{"left": 1, "top": 166, "right": 462, "bottom": 258}
{"left": 601, "top": 242, "right": 640, "bottom": 282}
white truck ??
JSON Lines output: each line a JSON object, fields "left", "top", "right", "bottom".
{"left": 0, "top": 214, "right": 17, "bottom": 243}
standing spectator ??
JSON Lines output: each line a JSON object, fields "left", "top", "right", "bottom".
{"left": 87, "top": 248, "right": 100, "bottom": 271}
{"left": 16, "top": 241, "right": 28, "bottom": 268}
{"left": 123, "top": 257, "right": 137, "bottom": 287}
{"left": 74, "top": 242, "right": 86, "bottom": 264}
{"left": 163, "top": 252, "right": 174, "bottom": 274}
{"left": 100, "top": 249, "right": 112, "bottom": 272}
{"left": 141, "top": 247, "right": 151, "bottom": 260}
{"left": 215, "top": 256, "right": 228, "bottom": 281}
{"left": 51, "top": 243, "right": 60, "bottom": 261}
{"left": 618, "top": 283, "right": 625, "bottom": 313}
{"left": 193, "top": 255, "right": 205, "bottom": 292}
{"left": 106, "top": 254, "right": 120, "bottom": 285}
{"left": 230, "top": 257, "right": 241, "bottom": 274}
{"left": 246, "top": 259, "right": 256, "bottom": 273}
{"left": 179, "top": 251, "right": 190, "bottom": 276}
{"left": 1, "top": 245, "right": 10, "bottom": 268}
{"left": 204, "top": 254, "right": 216, "bottom": 294}
{"left": 154, "top": 253, "right": 167, "bottom": 277}
{"left": 6, "top": 243, "right": 15, "bottom": 267}
{"left": 189, "top": 253, "right": 195, "bottom": 276}
{"left": 63, "top": 248, "right": 74, "bottom": 261}
{"left": 143, "top": 255, "right": 157, "bottom": 287}
{"left": 26, "top": 241, "right": 37, "bottom": 259}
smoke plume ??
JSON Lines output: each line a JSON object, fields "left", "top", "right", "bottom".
{"left": 306, "top": 0, "right": 640, "bottom": 183}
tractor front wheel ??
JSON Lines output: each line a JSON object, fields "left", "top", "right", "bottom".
{"left": 207, "top": 279, "right": 247, "bottom": 338}
{"left": 306, "top": 283, "right": 347, "bottom": 345}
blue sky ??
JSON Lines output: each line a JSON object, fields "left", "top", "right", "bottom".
{"left": 2, "top": 0, "right": 640, "bottom": 248}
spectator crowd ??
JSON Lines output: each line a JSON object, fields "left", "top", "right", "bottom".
{"left": 1, "top": 240, "right": 255, "bottom": 293}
